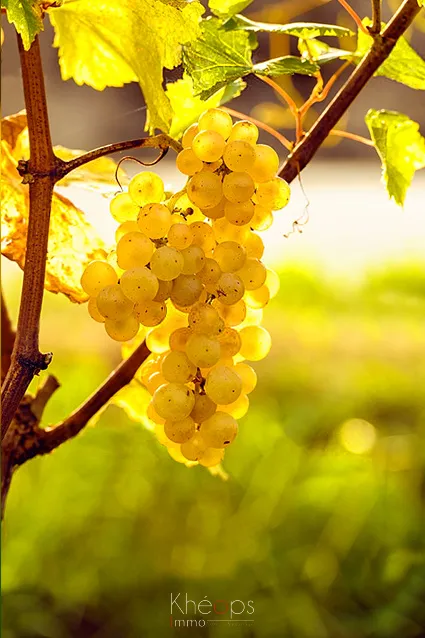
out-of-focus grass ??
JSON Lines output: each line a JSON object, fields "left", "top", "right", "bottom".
{"left": 2, "top": 261, "right": 425, "bottom": 638}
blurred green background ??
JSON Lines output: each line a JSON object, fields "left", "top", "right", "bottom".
{"left": 2, "top": 250, "right": 425, "bottom": 638}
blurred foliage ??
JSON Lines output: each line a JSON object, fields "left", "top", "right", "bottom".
{"left": 2, "top": 261, "right": 425, "bottom": 638}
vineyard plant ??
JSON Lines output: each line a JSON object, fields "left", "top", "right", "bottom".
{"left": 1, "top": 0, "right": 425, "bottom": 636}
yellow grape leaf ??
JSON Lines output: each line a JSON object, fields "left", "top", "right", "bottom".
{"left": 48, "top": 0, "right": 204, "bottom": 133}
{"left": 112, "top": 379, "right": 153, "bottom": 430}
{"left": 1, "top": 112, "right": 108, "bottom": 303}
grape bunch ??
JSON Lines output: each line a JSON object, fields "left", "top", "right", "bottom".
{"left": 81, "top": 108, "right": 289, "bottom": 468}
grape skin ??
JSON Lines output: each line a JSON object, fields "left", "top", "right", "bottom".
{"left": 81, "top": 261, "right": 118, "bottom": 297}
{"left": 200, "top": 412, "right": 238, "bottom": 448}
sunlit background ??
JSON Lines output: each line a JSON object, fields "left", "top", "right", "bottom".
{"left": 2, "top": 1, "right": 425, "bottom": 637}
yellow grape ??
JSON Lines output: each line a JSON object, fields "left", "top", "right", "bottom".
{"left": 168, "top": 445, "right": 196, "bottom": 465}
{"left": 161, "top": 350, "right": 197, "bottom": 384}
{"left": 191, "top": 393, "right": 217, "bottom": 423}
{"left": 115, "top": 220, "right": 139, "bottom": 242}
{"left": 250, "top": 205, "right": 273, "bottom": 231}
{"left": 110, "top": 192, "right": 140, "bottom": 222}
{"left": 187, "top": 172, "right": 223, "bottom": 209}
{"left": 164, "top": 416, "right": 196, "bottom": 444}
{"left": 223, "top": 140, "right": 256, "bottom": 172}
{"left": 181, "top": 245, "right": 205, "bottom": 275}
{"left": 116, "top": 232, "right": 154, "bottom": 269}
{"left": 190, "top": 221, "right": 216, "bottom": 252}
{"left": 153, "top": 383, "right": 195, "bottom": 421}
{"left": 265, "top": 269, "right": 280, "bottom": 298}
{"left": 181, "top": 434, "right": 207, "bottom": 461}
{"left": 239, "top": 325, "right": 272, "bottom": 361}
{"left": 169, "top": 326, "right": 192, "bottom": 351}
{"left": 96, "top": 284, "right": 134, "bottom": 320}
{"left": 188, "top": 303, "right": 223, "bottom": 335}
{"left": 134, "top": 300, "right": 167, "bottom": 327}
{"left": 150, "top": 246, "right": 184, "bottom": 281}
{"left": 149, "top": 406, "right": 166, "bottom": 427}
{"left": 153, "top": 279, "right": 173, "bottom": 302}
{"left": 104, "top": 314, "right": 139, "bottom": 341}
{"left": 81, "top": 260, "right": 118, "bottom": 297}
{"left": 192, "top": 130, "right": 226, "bottom": 162}
{"left": 213, "top": 298, "right": 246, "bottom": 326}
{"left": 146, "top": 326, "right": 173, "bottom": 354}
{"left": 88, "top": 297, "right": 105, "bottom": 323}
{"left": 233, "top": 362, "right": 257, "bottom": 394}
{"left": 176, "top": 148, "right": 204, "bottom": 176}
{"left": 215, "top": 272, "right": 245, "bottom": 305}
{"left": 200, "top": 412, "right": 238, "bottom": 448}
{"left": 220, "top": 393, "right": 249, "bottom": 419}
{"left": 182, "top": 124, "right": 199, "bottom": 148}
{"left": 202, "top": 159, "right": 223, "bottom": 173}
{"left": 128, "top": 171, "right": 164, "bottom": 206}
{"left": 254, "top": 177, "right": 290, "bottom": 209}
{"left": 146, "top": 372, "right": 167, "bottom": 394}
{"left": 222, "top": 171, "right": 255, "bottom": 204}
{"left": 212, "top": 217, "right": 249, "bottom": 244}
{"left": 198, "top": 108, "right": 233, "bottom": 139}
{"left": 244, "top": 231, "right": 264, "bottom": 259}
{"left": 205, "top": 365, "right": 242, "bottom": 405}
{"left": 198, "top": 258, "right": 222, "bottom": 285}
{"left": 199, "top": 447, "right": 225, "bottom": 467}
{"left": 248, "top": 145, "right": 279, "bottom": 183}
{"left": 237, "top": 258, "right": 267, "bottom": 290}
{"left": 119, "top": 267, "right": 159, "bottom": 303}
{"left": 167, "top": 223, "right": 193, "bottom": 250}
{"left": 185, "top": 333, "right": 221, "bottom": 368}
{"left": 224, "top": 200, "right": 254, "bottom": 226}
{"left": 228, "top": 120, "right": 259, "bottom": 146}
{"left": 171, "top": 274, "right": 203, "bottom": 306}
{"left": 137, "top": 203, "right": 172, "bottom": 239}
{"left": 200, "top": 199, "right": 225, "bottom": 220}
{"left": 218, "top": 327, "right": 242, "bottom": 357}
{"left": 245, "top": 285, "right": 270, "bottom": 309}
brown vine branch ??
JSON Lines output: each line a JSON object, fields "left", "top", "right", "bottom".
{"left": 279, "top": 0, "right": 422, "bottom": 184}
{"left": 38, "top": 340, "right": 151, "bottom": 452}
{"left": 1, "top": 34, "right": 57, "bottom": 441}
{"left": 1, "top": 290, "right": 15, "bottom": 381}
{"left": 56, "top": 134, "right": 183, "bottom": 180}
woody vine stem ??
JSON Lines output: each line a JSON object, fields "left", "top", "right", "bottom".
{"left": 0, "top": 0, "right": 422, "bottom": 509}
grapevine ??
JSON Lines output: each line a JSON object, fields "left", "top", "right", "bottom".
{"left": 81, "top": 108, "right": 289, "bottom": 468}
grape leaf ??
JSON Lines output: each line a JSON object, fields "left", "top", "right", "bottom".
{"left": 356, "top": 20, "right": 425, "bottom": 90}
{"left": 112, "top": 379, "right": 152, "bottom": 429}
{"left": 1, "top": 0, "right": 43, "bottom": 50}
{"left": 1, "top": 113, "right": 108, "bottom": 302}
{"left": 254, "top": 56, "right": 319, "bottom": 77}
{"left": 224, "top": 15, "right": 354, "bottom": 39}
{"left": 209, "top": 0, "right": 253, "bottom": 18}
{"left": 183, "top": 18, "right": 252, "bottom": 99}
{"left": 365, "top": 109, "right": 425, "bottom": 206}
{"left": 48, "top": 0, "right": 204, "bottom": 133}
{"left": 183, "top": 18, "right": 316, "bottom": 99}
{"left": 298, "top": 38, "right": 353, "bottom": 64}
{"left": 166, "top": 74, "right": 246, "bottom": 138}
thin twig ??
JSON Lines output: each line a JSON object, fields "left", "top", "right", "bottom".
{"left": 1, "top": 35, "right": 57, "bottom": 440}
{"left": 256, "top": 75, "right": 303, "bottom": 142}
{"left": 39, "top": 340, "right": 151, "bottom": 452}
{"left": 56, "top": 134, "right": 182, "bottom": 181}
{"left": 1, "top": 289, "right": 15, "bottom": 381}
{"left": 299, "top": 60, "right": 352, "bottom": 119}
{"left": 30, "top": 375, "right": 60, "bottom": 420}
{"left": 329, "top": 129, "right": 375, "bottom": 146}
{"left": 223, "top": 107, "right": 292, "bottom": 150}
{"left": 370, "top": 0, "right": 382, "bottom": 35}
{"left": 279, "top": 0, "right": 421, "bottom": 184}
{"left": 337, "top": 0, "right": 370, "bottom": 34}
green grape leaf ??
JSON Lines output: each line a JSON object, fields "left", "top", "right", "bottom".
{"left": 356, "top": 19, "right": 425, "bottom": 90}
{"left": 1, "top": 0, "right": 44, "bottom": 50}
{"left": 48, "top": 0, "right": 204, "bottom": 133}
{"left": 209, "top": 0, "right": 253, "bottom": 18}
{"left": 166, "top": 74, "right": 246, "bottom": 138}
{"left": 298, "top": 38, "right": 353, "bottom": 64}
{"left": 225, "top": 15, "right": 354, "bottom": 39}
{"left": 183, "top": 18, "right": 253, "bottom": 99}
{"left": 253, "top": 55, "right": 319, "bottom": 77}
{"left": 365, "top": 109, "right": 425, "bottom": 206}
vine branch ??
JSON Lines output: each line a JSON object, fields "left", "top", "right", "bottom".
{"left": 1, "top": 34, "right": 57, "bottom": 441}
{"left": 279, "top": 0, "right": 422, "bottom": 184}
{"left": 1, "top": 290, "right": 15, "bottom": 382}
{"left": 370, "top": 0, "right": 382, "bottom": 35}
